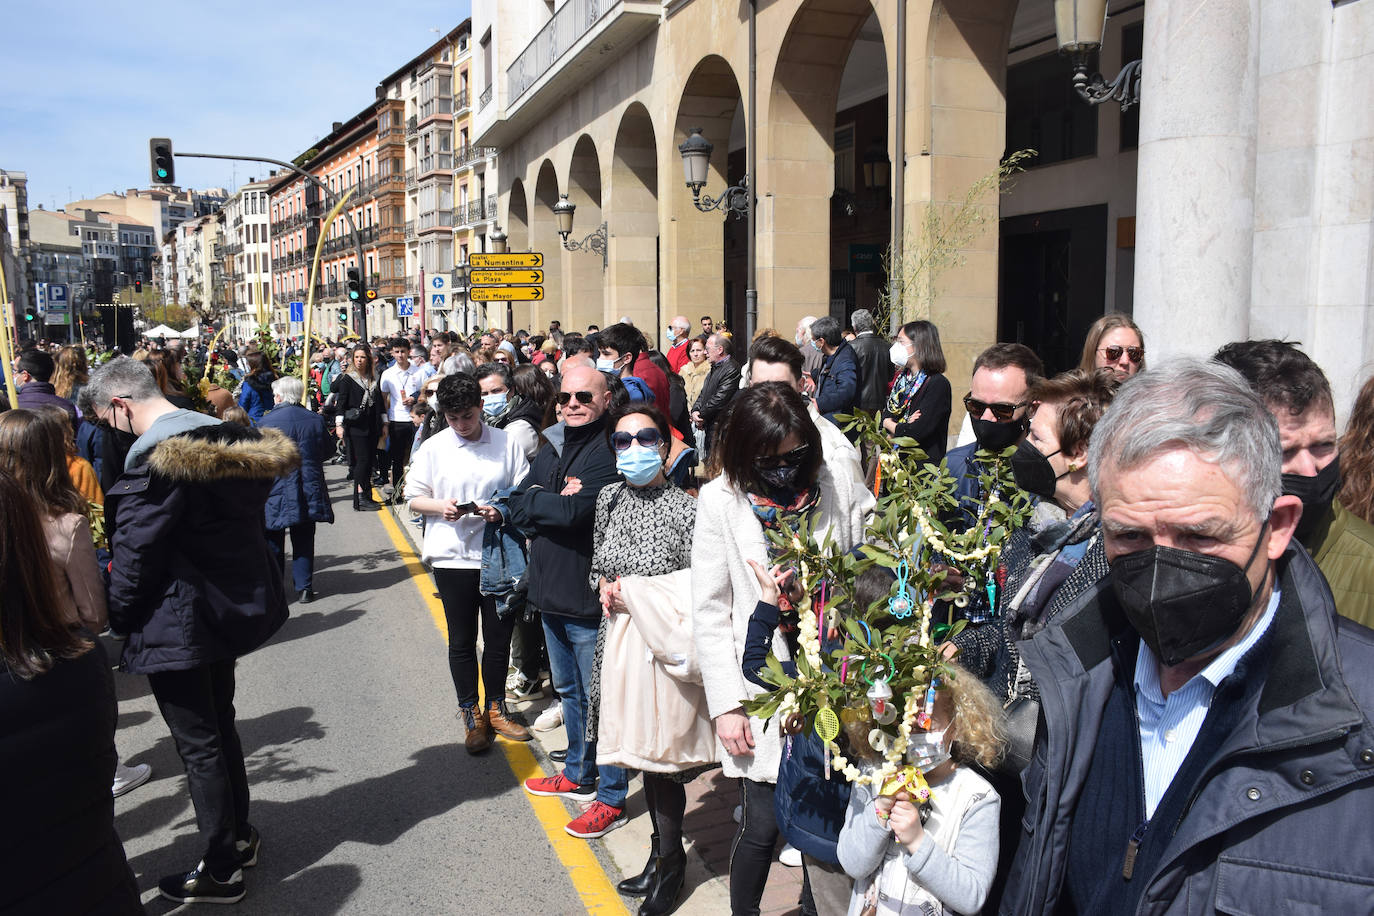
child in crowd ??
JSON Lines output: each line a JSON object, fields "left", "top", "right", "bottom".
{"left": 836, "top": 668, "right": 1005, "bottom": 916}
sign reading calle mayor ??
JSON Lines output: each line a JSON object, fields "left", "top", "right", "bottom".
{"left": 469, "top": 252, "right": 544, "bottom": 269}
{"left": 468, "top": 285, "right": 545, "bottom": 302}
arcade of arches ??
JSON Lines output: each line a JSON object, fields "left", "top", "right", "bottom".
{"left": 493, "top": 0, "right": 1062, "bottom": 413}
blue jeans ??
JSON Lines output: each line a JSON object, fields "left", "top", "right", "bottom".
{"left": 266, "top": 522, "right": 316, "bottom": 592}
{"left": 542, "top": 612, "right": 628, "bottom": 807}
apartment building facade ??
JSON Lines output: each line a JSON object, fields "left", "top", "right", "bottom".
{"left": 219, "top": 178, "right": 273, "bottom": 340}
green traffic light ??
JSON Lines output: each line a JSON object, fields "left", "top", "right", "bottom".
{"left": 157, "top": 168, "right": 168, "bottom": 179}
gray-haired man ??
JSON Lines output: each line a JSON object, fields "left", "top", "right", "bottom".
{"left": 1004, "top": 357, "right": 1374, "bottom": 915}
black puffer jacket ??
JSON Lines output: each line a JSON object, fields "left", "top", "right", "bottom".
{"left": 507, "top": 416, "right": 619, "bottom": 620}
{"left": 106, "top": 423, "right": 298, "bottom": 673}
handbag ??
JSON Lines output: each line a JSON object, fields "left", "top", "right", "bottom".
{"left": 341, "top": 377, "right": 374, "bottom": 425}
{"left": 1000, "top": 655, "right": 1040, "bottom": 773}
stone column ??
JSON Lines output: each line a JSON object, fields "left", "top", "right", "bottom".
{"left": 1133, "top": 0, "right": 1260, "bottom": 356}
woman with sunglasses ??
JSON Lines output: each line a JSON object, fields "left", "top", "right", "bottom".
{"left": 587, "top": 403, "right": 712, "bottom": 915}
{"left": 880, "top": 319, "right": 952, "bottom": 462}
{"left": 1077, "top": 312, "right": 1145, "bottom": 381}
{"left": 692, "top": 383, "right": 871, "bottom": 916}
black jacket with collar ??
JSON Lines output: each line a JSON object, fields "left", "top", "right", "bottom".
{"left": 1003, "top": 544, "right": 1374, "bottom": 915}
{"left": 106, "top": 423, "right": 297, "bottom": 674}
{"left": 507, "top": 416, "right": 619, "bottom": 620}
{"left": 849, "top": 331, "right": 891, "bottom": 412}
{"left": 693, "top": 358, "right": 742, "bottom": 444}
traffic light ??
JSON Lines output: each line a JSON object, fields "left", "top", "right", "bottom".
{"left": 24, "top": 305, "right": 36, "bottom": 322}
{"left": 134, "top": 279, "right": 143, "bottom": 294}
{"left": 337, "top": 308, "right": 348, "bottom": 323}
{"left": 365, "top": 286, "right": 377, "bottom": 301}
{"left": 346, "top": 268, "right": 362, "bottom": 302}
{"left": 149, "top": 138, "right": 175, "bottom": 185}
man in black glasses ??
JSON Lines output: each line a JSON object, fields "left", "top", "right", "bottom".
{"left": 943, "top": 343, "right": 1045, "bottom": 622}
{"left": 508, "top": 367, "right": 629, "bottom": 838}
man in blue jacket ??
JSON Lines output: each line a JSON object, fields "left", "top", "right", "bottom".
{"left": 259, "top": 375, "right": 335, "bottom": 603}
{"left": 91, "top": 356, "right": 295, "bottom": 906}
{"left": 508, "top": 365, "right": 627, "bottom": 840}
{"left": 808, "top": 316, "right": 858, "bottom": 425}
{"left": 1004, "top": 358, "right": 1374, "bottom": 915}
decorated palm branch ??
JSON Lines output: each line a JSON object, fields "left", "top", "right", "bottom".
{"left": 741, "top": 411, "right": 1032, "bottom": 794}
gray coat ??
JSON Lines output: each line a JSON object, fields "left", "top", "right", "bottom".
{"left": 1002, "top": 544, "right": 1374, "bottom": 915}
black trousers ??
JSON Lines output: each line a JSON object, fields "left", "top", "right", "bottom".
{"left": 346, "top": 431, "right": 376, "bottom": 496}
{"left": 433, "top": 568, "right": 515, "bottom": 708}
{"left": 148, "top": 659, "right": 250, "bottom": 876}
{"left": 386, "top": 422, "right": 416, "bottom": 487}
{"left": 730, "top": 777, "right": 781, "bottom": 916}
{"left": 266, "top": 522, "right": 316, "bottom": 592}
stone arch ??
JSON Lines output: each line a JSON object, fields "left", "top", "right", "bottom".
{"left": 609, "top": 102, "right": 659, "bottom": 332}
{"left": 496, "top": 177, "right": 531, "bottom": 332}
{"left": 917, "top": 0, "right": 1020, "bottom": 391}
{"left": 765, "top": 0, "right": 890, "bottom": 334}
{"left": 671, "top": 54, "right": 744, "bottom": 332}
{"left": 532, "top": 159, "right": 564, "bottom": 333}
{"left": 565, "top": 134, "right": 605, "bottom": 330}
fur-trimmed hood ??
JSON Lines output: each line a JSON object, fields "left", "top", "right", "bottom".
{"left": 147, "top": 423, "right": 300, "bottom": 483}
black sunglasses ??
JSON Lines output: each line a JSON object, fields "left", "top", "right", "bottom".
{"left": 963, "top": 393, "right": 1029, "bottom": 423}
{"left": 755, "top": 444, "right": 811, "bottom": 470}
{"left": 1099, "top": 345, "right": 1144, "bottom": 363}
{"left": 610, "top": 429, "right": 663, "bottom": 451}
{"left": 556, "top": 390, "right": 596, "bottom": 406}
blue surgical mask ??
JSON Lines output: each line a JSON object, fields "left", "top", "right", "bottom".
{"left": 482, "top": 392, "right": 508, "bottom": 416}
{"left": 596, "top": 356, "right": 618, "bottom": 373}
{"left": 616, "top": 444, "right": 663, "bottom": 486}
{"left": 811, "top": 339, "right": 823, "bottom": 352}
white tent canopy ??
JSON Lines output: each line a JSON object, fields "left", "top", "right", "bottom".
{"left": 144, "top": 324, "right": 200, "bottom": 339}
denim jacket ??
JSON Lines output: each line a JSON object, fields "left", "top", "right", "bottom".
{"left": 479, "top": 485, "right": 528, "bottom": 596}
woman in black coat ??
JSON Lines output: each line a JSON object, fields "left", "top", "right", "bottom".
{"left": 881, "top": 319, "right": 952, "bottom": 462}
{"left": 333, "top": 345, "right": 387, "bottom": 510}
{"left": 0, "top": 470, "right": 143, "bottom": 915}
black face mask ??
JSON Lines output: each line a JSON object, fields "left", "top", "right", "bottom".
{"left": 1010, "top": 441, "right": 1063, "bottom": 500}
{"left": 971, "top": 416, "right": 1027, "bottom": 453}
{"left": 756, "top": 461, "right": 803, "bottom": 494}
{"left": 1110, "top": 520, "right": 1269, "bottom": 667}
{"left": 1282, "top": 455, "right": 1340, "bottom": 542}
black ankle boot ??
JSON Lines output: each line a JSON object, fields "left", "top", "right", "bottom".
{"left": 638, "top": 847, "right": 685, "bottom": 916}
{"left": 617, "top": 832, "right": 660, "bottom": 896}
{"left": 353, "top": 490, "right": 362, "bottom": 511}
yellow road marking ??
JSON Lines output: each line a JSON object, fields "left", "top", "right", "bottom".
{"left": 376, "top": 503, "right": 628, "bottom": 915}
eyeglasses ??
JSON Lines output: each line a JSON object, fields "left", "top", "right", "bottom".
{"left": 756, "top": 444, "right": 811, "bottom": 470}
{"left": 610, "top": 428, "right": 663, "bottom": 451}
{"left": 556, "top": 390, "right": 596, "bottom": 406}
{"left": 963, "top": 393, "right": 1029, "bottom": 423}
{"left": 1099, "top": 345, "right": 1145, "bottom": 363}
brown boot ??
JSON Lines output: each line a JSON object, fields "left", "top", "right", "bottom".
{"left": 462, "top": 706, "right": 492, "bottom": 754}
{"left": 487, "top": 700, "right": 532, "bottom": 742}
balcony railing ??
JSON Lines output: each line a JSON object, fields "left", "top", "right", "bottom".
{"left": 479, "top": 85, "right": 492, "bottom": 110}
{"left": 456, "top": 145, "right": 496, "bottom": 169}
{"left": 455, "top": 89, "right": 470, "bottom": 112}
{"left": 405, "top": 169, "right": 418, "bottom": 188}
{"left": 404, "top": 220, "right": 416, "bottom": 241}
{"left": 508, "top": 0, "right": 614, "bottom": 105}
{"left": 486, "top": 195, "right": 497, "bottom": 220}
{"left": 406, "top": 115, "right": 418, "bottom": 136}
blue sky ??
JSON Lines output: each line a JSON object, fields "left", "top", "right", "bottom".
{"left": 4, "top": 0, "right": 471, "bottom": 209}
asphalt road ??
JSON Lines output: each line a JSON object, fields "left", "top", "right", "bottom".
{"left": 111, "top": 465, "right": 593, "bottom": 915}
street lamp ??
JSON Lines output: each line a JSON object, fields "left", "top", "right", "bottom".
{"left": 677, "top": 127, "right": 749, "bottom": 219}
{"left": 551, "top": 193, "right": 607, "bottom": 269}
{"left": 1054, "top": 0, "right": 1141, "bottom": 109}
{"left": 490, "top": 226, "right": 508, "bottom": 254}
{"left": 835, "top": 140, "right": 891, "bottom": 216}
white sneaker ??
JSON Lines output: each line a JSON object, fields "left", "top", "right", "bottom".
{"left": 533, "top": 701, "right": 564, "bottom": 732}
{"left": 505, "top": 671, "right": 546, "bottom": 702}
{"left": 779, "top": 843, "right": 802, "bottom": 867}
{"left": 113, "top": 761, "right": 152, "bottom": 798}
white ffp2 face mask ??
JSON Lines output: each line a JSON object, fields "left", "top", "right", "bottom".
{"left": 889, "top": 341, "right": 911, "bottom": 367}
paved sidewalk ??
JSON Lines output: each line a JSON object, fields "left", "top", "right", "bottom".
{"left": 391, "top": 499, "right": 807, "bottom": 915}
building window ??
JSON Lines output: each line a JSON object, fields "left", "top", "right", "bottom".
{"left": 1006, "top": 51, "right": 1098, "bottom": 167}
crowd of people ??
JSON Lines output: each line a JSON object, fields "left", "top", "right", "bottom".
{"left": 3, "top": 303, "right": 1374, "bottom": 915}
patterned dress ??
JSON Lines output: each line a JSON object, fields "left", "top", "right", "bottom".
{"left": 586, "top": 481, "right": 712, "bottom": 779}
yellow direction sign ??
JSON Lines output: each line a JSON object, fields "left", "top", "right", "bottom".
{"left": 470, "top": 269, "right": 544, "bottom": 286}
{"left": 469, "top": 285, "right": 545, "bottom": 302}
{"left": 470, "top": 252, "right": 543, "bottom": 269}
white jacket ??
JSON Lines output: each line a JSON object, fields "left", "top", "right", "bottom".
{"left": 691, "top": 463, "right": 873, "bottom": 782}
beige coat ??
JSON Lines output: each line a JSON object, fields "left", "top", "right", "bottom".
{"left": 681, "top": 359, "right": 712, "bottom": 410}
{"left": 596, "top": 569, "right": 718, "bottom": 773}
{"left": 691, "top": 463, "right": 873, "bottom": 782}
{"left": 44, "top": 511, "right": 107, "bottom": 631}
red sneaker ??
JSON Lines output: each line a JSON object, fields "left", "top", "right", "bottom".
{"left": 565, "top": 801, "right": 627, "bottom": 839}
{"left": 524, "top": 772, "right": 596, "bottom": 802}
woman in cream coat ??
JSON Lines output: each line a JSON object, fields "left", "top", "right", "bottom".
{"left": 691, "top": 383, "right": 872, "bottom": 916}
